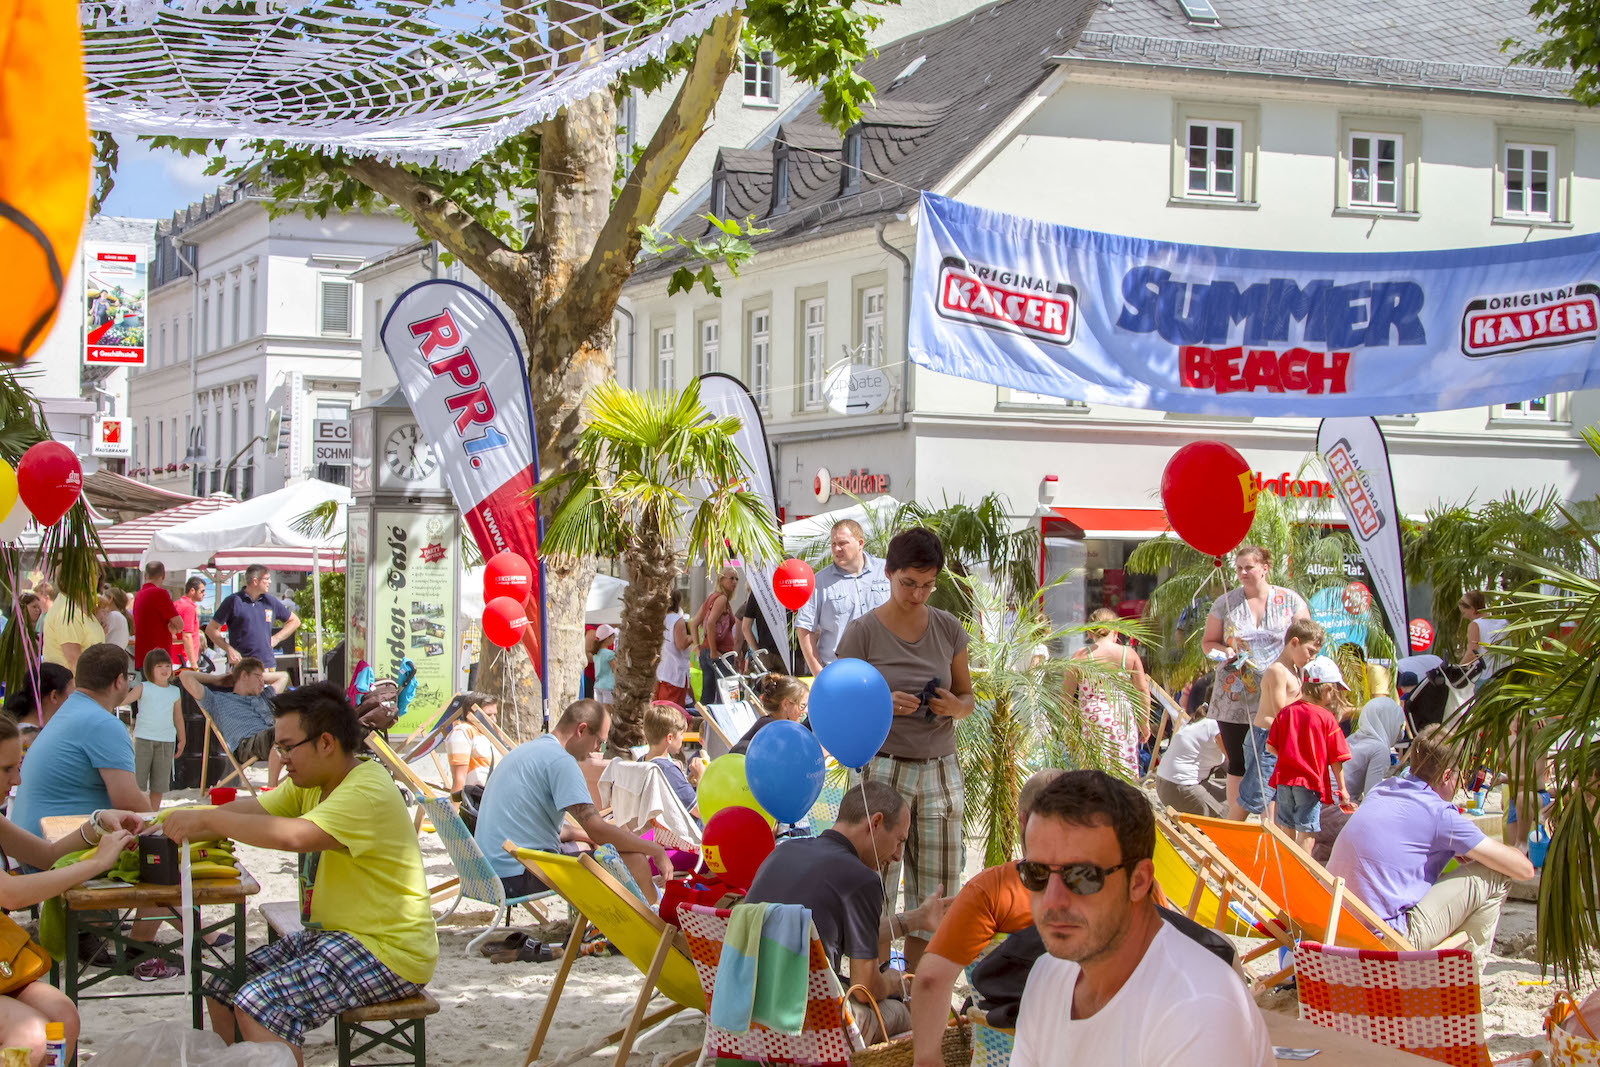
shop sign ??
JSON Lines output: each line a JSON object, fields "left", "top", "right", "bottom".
{"left": 84, "top": 243, "right": 148, "bottom": 366}
{"left": 370, "top": 509, "right": 459, "bottom": 728}
{"left": 313, "top": 419, "right": 351, "bottom": 463}
{"left": 824, "top": 363, "right": 892, "bottom": 415}
{"left": 814, "top": 466, "right": 891, "bottom": 504}
{"left": 1253, "top": 471, "right": 1334, "bottom": 500}
{"left": 91, "top": 416, "right": 131, "bottom": 457}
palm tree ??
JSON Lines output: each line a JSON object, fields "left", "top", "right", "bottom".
{"left": 1450, "top": 428, "right": 1600, "bottom": 985}
{"left": 0, "top": 371, "right": 108, "bottom": 696}
{"left": 533, "top": 379, "right": 781, "bottom": 747}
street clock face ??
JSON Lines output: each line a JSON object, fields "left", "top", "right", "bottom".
{"left": 383, "top": 422, "right": 438, "bottom": 481}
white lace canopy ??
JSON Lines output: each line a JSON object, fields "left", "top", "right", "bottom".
{"left": 82, "top": 0, "right": 741, "bottom": 169}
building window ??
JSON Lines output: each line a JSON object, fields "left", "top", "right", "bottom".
{"left": 199, "top": 295, "right": 209, "bottom": 354}
{"left": 840, "top": 128, "right": 862, "bottom": 196}
{"left": 171, "top": 418, "right": 178, "bottom": 465}
{"left": 1348, "top": 131, "right": 1402, "bottom": 210}
{"left": 859, "top": 286, "right": 885, "bottom": 365}
{"left": 802, "top": 298, "right": 825, "bottom": 411}
{"left": 214, "top": 281, "right": 225, "bottom": 349}
{"left": 371, "top": 297, "right": 384, "bottom": 352}
{"left": 1185, "top": 121, "right": 1241, "bottom": 199}
{"left": 748, "top": 309, "right": 771, "bottom": 412}
{"left": 184, "top": 313, "right": 192, "bottom": 360}
{"left": 158, "top": 324, "right": 166, "bottom": 366}
{"left": 742, "top": 50, "right": 777, "bottom": 105}
{"left": 320, "top": 277, "right": 353, "bottom": 336}
{"left": 248, "top": 274, "right": 258, "bottom": 336}
{"left": 1504, "top": 143, "right": 1553, "bottom": 221}
{"left": 1498, "top": 397, "right": 1552, "bottom": 420}
{"left": 154, "top": 421, "right": 163, "bottom": 465}
{"left": 698, "top": 318, "right": 720, "bottom": 374}
{"left": 231, "top": 279, "right": 241, "bottom": 345}
{"left": 654, "top": 326, "right": 675, "bottom": 389}
{"left": 142, "top": 418, "right": 150, "bottom": 471}
{"left": 710, "top": 174, "right": 726, "bottom": 218}
{"left": 771, "top": 150, "right": 791, "bottom": 216}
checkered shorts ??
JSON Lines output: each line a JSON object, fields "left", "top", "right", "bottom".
{"left": 203, "top": 929, "right": 422, "bottom": 1044}
{"left": 857, "top": 752, "right": 964, "bottom": 936}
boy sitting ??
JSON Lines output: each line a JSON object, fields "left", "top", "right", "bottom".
{"left": 1266, "top": 656, "right": 1354, "bottom": 848}
{"left": 641, "top": 701, "right": 701, "bottom": 822}
{"left": 1241, "top": 617, "right": 1323, "bottom": 818}
{"left": 163, "top": 683, "right": 437, "bottom": 1066}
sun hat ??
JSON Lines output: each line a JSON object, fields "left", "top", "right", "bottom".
{"left": 1302, "top": 655, "right": 1348, "bottom": 689}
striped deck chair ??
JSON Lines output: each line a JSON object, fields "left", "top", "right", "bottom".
{"left": 966, "top": 1007, "right": 1014, "bottom": 1067}
{"left": 676, "top": 903, "right": 864, "bottom": 1067}
{"left": 1294, "top": 941, "right": 1497, "bottom": 1067}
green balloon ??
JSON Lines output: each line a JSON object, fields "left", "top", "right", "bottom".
{"left": 696, "top": 754, "right": 773, "bottom": 825}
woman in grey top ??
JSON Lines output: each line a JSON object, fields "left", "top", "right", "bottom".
{"left": 835, "top": 527, "right": 974, "bottom": 973}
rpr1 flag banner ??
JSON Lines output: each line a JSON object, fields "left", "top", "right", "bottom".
{"left": 908, "top": 192, "right": 1600, "bottom": 416}
{"left": 381, "top": 280, "right": 547, "bottom": 699}
{"left": 697, "top": 372, "right": 791, "bottom": 672}
{"left": 1316, "top": 416, "right": 1407, "bottom": 654}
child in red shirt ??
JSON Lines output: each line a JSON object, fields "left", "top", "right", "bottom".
{"left": 1266, "top": 655, "right": 1353, "bottom": 847}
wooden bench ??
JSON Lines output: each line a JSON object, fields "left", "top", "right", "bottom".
{"left": 259, "top": 903, "right": 438, "bottom": 1067}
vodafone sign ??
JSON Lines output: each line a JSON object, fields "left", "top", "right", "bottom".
{"left": 814, "top": 467, "right": 832, "bottom": 505}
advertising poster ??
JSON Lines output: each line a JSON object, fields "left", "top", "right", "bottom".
{"left": 84, "top": 243, "right": 148, "bottom": 365}
{"left": 345, "top": 510, "right": 370, "bottom": 671}
{"left": 371, "top": 508, "right": 459, "bottom": 731}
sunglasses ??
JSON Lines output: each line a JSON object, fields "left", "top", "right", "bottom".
{"left": 1016, "top": 859, "right": 1133, "bottom": 895}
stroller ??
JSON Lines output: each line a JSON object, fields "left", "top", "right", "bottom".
{"left": 1403, "top": 658, "right": 1483, "bottom": 733}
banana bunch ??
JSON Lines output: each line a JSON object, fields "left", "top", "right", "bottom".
{"left": 184, "top": 839, "right": 240, "bottom": 880}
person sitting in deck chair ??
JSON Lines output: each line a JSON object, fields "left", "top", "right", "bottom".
{"left": 474, "top": 698, "right": 673, "bottom": 904}
{"left": 164, "top": 683, "right": 437, "bottom": 1067}
{"left": 179, "top": 658, "right": 290, "bottom": 787}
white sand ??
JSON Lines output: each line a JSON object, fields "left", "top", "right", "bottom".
{"left": 62, "top": 776, "right": 1575, "bottom": 1064}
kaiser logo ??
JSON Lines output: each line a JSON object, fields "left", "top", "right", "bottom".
{"left": 936, "top": 256, "right": 1077, "bottom": 344}
{"left": 1461, "top": 283, "right": 1599, "bottom": 357}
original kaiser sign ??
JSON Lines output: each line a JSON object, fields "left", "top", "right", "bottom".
{"left": 908, "top": 192, "right": 1600, "bottom": 416}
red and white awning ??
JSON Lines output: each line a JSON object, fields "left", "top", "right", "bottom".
{"left": 209, "top": 545, "right": 346, "bottom": 573}
{"left": 98, "top": 495, "right": 237, "bottom": 568}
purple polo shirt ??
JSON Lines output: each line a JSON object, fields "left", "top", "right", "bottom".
{"left": 1326, "top": 772, "right": 1485, "bottom": 927}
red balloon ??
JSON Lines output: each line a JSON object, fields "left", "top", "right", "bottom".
{"left": 1159, "top": 441, "right": 1256, "bottom": 558}
{"left": 772, "top": 558, "right": 815, "bottom": 610}
{"left": 484, "top": 551, "right": 534, "bottom": 602}
{"left": 702, "top": 806, "right": 776, "bottom": 891}
{"left": 16, "top": 441, "right": 82, "bottom": 527}
{"left": 482, "top": 596, "right": 528, "bottom": 648}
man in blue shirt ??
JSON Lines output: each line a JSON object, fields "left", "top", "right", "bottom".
{"left": 13, "top": 643, "right": 150, "bottom": 836}
{"left": 796, "top": 519, "right": 890, "bottom": 675}
{"left": 179, "top": 659, "right": 291, "bottom": 787}
{"left": 474, "top": 699, "right": 670, "bottom": 901}
{"left": 206, "top": 565, "right": 299, "bottom": 669}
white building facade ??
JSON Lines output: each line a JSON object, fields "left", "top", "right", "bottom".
{"left": 621, "top": 0, "right": 1600, "bottom": 621}
{"left": 131, "top": 185, "right": 417, "bottom": 499}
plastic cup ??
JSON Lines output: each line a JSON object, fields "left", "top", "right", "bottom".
{"left": 209, "top": 787, "right": 238, "bottom": 806}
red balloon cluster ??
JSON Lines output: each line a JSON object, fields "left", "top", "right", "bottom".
{"left": 1160, "top": 441, "right": 1257, "bottom": 558}
{"left": 17, "top": 441, "right": 82, "bottom": 527}
{"left": 772, "top": 558, "right": 815, "bottom": 610}
{"left": 701, "top": 806, "right": 775, "bottom": 891}
{"left": 481, "top": 551, "right": 534, "bottom": 647}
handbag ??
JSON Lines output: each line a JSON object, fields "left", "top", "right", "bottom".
{"left": 1549, "top": 990, "right": 1600, "bottom": 1067}
{"left": 656, "top": 874, "right": 739, "bottom": 927}
{"left": 0, "top": 912, "right": 51, "bottom": 995}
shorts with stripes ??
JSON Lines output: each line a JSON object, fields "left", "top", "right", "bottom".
{"left": 203, "top": 929, "right": 422, "bottom": 1045}
{"left": 857, "top": 752, "right": 964, "bottom": 937}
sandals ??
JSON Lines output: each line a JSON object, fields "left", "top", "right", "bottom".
{"left": 480, "top": 930, "right": 530, "bottom": 958}
{"left": 488, "top": 939, "right": 555, "bottom": 965}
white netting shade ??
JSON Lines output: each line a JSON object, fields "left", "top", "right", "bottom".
{"left": 82, "top": 0, "right": 743, "bottom": 169}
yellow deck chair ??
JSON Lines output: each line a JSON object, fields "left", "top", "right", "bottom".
{"left": 1152, "top": 812, "right": 1252, "bottom": 938}
{"left": 1175, "top": 811, "right": 1413, "bottom": 983}
{"left": 510, "top": 847, "right": 707, "bottom": 1067}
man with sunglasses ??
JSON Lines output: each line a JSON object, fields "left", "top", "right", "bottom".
{"left": 1013, "top": 771, "right": 1273, "bottom": 1067}
{"left": 164, "top": 683, "right": 437, "bottom": 1063}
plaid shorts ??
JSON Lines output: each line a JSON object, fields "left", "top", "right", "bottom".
{"left": 857, "top": 752, "right": 964, "bottom": 937}
{"left": 204, "top": 929, "right": 422, "bottom": 1044}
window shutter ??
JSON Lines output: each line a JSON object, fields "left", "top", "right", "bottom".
{"left": 321, "top": 278, "right": 352, "bottom": 335}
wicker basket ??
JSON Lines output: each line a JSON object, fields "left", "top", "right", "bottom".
{"left": 844, "top": 986, "right": 971, "bottom": 1067}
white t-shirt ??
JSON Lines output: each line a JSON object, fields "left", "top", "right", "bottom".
{"left": 1012, "top": 923, "right": 1274, "bottom": 1067}
{"left": 657, "top": 612, "right": 690, "bottom": 687}
{"left": 1156, "top": 719, "right": 1223, "bottom": 787}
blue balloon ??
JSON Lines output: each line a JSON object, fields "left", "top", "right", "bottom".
{"left": 807, "top": 658, "right": 892, "bottom": 769}
{"left": 746, "top": 721, "right": 826, "bottom": 825}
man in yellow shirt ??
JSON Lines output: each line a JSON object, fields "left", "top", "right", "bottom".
{"left": 164, "top": 683, "right": 437, "bottom": 1064}
{"left": 41, "top": 593, "right": 105, "bottom": 669}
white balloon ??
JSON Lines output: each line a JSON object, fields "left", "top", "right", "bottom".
{"left": 0, "top": 500, "right": 31, "bottom": 541}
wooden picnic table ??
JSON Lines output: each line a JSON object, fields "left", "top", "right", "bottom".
{"left": 1267, "top": 1012, "right": 1436, "bottom": 1063}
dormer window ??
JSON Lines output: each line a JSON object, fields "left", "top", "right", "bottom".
{"left": 840, "top": 126, "right": 862, "bottom": 196}
{"left": 710, "top": 170, "right": 727, "bottom": 218}
{"left": 770, "top": 144, "right": 791, "bottom": 216}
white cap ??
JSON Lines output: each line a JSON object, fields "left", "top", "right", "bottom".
{"left": 1302, "top": 655, "right": 1348, "bottom": 689}
{"left": 595, "top": 624, "right": 618, "bottom": 641}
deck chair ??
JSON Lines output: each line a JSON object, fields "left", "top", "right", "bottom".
{"left": 194, "top": 703, "right": 261, "bottom": 797}
{"left": 676, "top": 903, "right": 865, "bottom": 1067}
{"left": 597, "top": 759, "right": 703, "bottom": 857}
{"left": 510, "top": 848, "right": 708, "bottom": 1067}
{"left": 365, "top": 734, "right": 554, "bottom": 948}
{"left": 966, "top": 1007, "right": 1014, "bottom": 1067}
{"left": 1294, "top": 941, "right": 1499, "bottom": 1067}
{"left": 1141, "top": 681, "right": 1186, "bottom": 784}
{"left": 808, "top": 777, "right": 846, "bottom": 834}
{"left": 699, "top": 700, "right": 760, "bottom": 760}
{"left": 1152, "top": 810, "right": 1253, "bottom": 938}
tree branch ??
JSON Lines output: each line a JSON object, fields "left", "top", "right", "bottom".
{"left": 339, "top": 155, "right": 532, "bottom": 297}
{"left": 560, "top": 11, "right": 744, "bottom": 341}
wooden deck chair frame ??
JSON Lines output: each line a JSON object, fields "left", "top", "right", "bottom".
{"left": 424, "top": 704, "right": 514, "bottom": 806}
{"left": 1140, "top": 681, "right": 1186, "bottom": 785}
{"left": 510, "top": 847, "right": 706, "bottom": 1067}
{"left": 195, "top": 703, "right": 261, "bottom": 798}
{"left": 363, "top": 733, "right": 552, "bottom": 927}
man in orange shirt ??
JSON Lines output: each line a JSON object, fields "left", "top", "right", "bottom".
{"left": 909, "top": 769, "right": 1063, "bottom": 1067}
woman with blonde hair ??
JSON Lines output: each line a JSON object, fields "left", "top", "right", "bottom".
{"left": 1066, "top": 608, "right": 1151, "bottom": 780}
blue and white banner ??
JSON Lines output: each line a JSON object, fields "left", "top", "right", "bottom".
{"left": 908, "top": 192, "right": 1600, "bottom": 416}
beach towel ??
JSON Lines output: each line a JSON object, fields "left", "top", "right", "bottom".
{"left": 599, "top": 759, "right": 700, "bottom": 842}
{"left": 709, "top": 902, "right": 812, "bottom": 1034}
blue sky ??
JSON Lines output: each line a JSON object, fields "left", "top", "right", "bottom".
{"left": 101, "top": 138, "right": 231, "bottom": 221}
